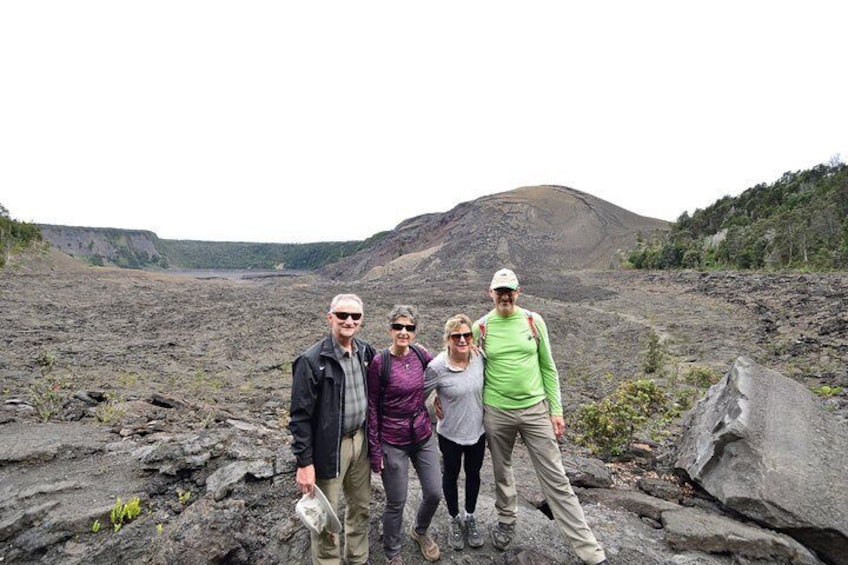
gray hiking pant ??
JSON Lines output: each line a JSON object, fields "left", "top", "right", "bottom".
{"left": 380, "top": 433, "right": 441, "bottom": 559}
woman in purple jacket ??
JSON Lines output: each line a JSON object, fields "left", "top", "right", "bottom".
{"left": 367, "top": 305, "right": 441, "bottom": 564}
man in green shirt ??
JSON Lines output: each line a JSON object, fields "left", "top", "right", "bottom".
{"left": 474, "top": 268, "right": 607, "bottom": 565}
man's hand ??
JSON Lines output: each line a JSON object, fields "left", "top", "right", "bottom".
{"left": 551, "top": 415, "right": 565, "bottom": 439}
{"left": 434, "top": 395, "right": 443, "bottom": 420}
{"left": 296, "top": 464, "right": 316, "bottom": 495}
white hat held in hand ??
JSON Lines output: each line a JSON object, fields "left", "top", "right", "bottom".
{"left": 295, "top": 485, "right": 341, "bottom": 535}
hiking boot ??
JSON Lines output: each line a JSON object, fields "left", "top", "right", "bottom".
{"left": 448, "top": 514, "right": 464, "bottom": 550}
{"left": 408, "top": 525, "right": 441, "bottom": 561}
{"left": 465, "top": 514, "right": 484, "bottom": 548}
{"left": 491, "top": 521, "right": 515, "bottom": 551}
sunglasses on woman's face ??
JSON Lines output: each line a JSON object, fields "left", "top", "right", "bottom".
{"left": 333, "top": 311, "right": 362, "bottom": 321}
{"left": 390, "top": 323, "right": 416, "bottom": 332}
{"left": 449, "top": 332, "right": 473, "bottom": 342}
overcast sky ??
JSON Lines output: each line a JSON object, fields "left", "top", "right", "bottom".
{"left": 2, "top": 2, "right": 847, "bottom": 243}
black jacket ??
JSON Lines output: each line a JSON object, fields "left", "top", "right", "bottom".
{"left": 288, "top": 334, "right": 375, "bottom": 480}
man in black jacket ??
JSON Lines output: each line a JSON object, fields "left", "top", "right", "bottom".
{"left": 289, "top": 293, "right": 376, "bottom": 565}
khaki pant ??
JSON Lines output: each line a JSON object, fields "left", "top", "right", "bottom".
{"left": 484, "top": 401, "right": 606, "bottom": 565}
{"left": 313, "top": 428, "right": 371, "bottom": 565}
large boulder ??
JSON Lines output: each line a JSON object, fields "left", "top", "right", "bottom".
{"left": 675, "top": 357, "right": 848, "bottom": 564}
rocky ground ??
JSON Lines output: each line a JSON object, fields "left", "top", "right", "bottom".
{"left": 1, "top": 249, "right": 846, "bottom": 564}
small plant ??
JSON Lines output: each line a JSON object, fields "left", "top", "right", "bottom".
{"left": 156, "top": 523, "right": 164, "bottom": 535}
{"left": 642, "top": 330, "right": 666, "bottom": 374}
{"left": 95, "top": 394, "right": 127, "bottom": 424}
{"left": 813, "top": 385, "right": 843, "bottom": 398}
{"left": 110, "top": 496, "right": 142, "bottom": 532}
{"left": 671, "top": 387, "right": 701, "bottom": 415}
{"left": 36, "top": 350, "right": 57, "bottom": 376}
{"left": 683, "top": 365, "right": 722, "bottom": 388}
{"left": 28, "top": 377, "right": 65, "bottom": 422}
{"left": 91, "top": 519, "right": 101, "bottom": 533}
{"left": 177, "top": 489, "right": 192, "bottom": 505}
{"left": 116, "top": 371, "right": 139, "bottom": 387}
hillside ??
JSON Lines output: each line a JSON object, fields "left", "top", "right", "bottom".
{"left": 629, "top": 161, "right": 848, "bottom": 270}
{"left": 321, "top": 185, "right": 669, "bottom": 281}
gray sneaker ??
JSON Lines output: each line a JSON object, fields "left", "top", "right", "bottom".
{"left": 448, "top": 514, "right": 464, "bottom": 550}
{"left": 465, "top": 515, "right": 484, "bottom": 548}
{"left": 491, "top": 521, "right": 514, "bottom": 551}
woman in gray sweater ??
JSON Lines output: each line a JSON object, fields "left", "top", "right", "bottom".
{"left": 424, "top": 314, "right": 486, "bottom": 551}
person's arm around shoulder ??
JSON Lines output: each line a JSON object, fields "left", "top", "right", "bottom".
{"left": 424, "top": 354, "right": 443, "bottom": 420}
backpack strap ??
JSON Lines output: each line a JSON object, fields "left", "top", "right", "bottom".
{"left": 378, "top": 348, "right": 391, "bottom": 438}
{"left": 524, "top": 310, "right": 540, "bottom": 347}
{"left": 475, "top": 314, "right": 488, "bottom": 352}
{"left": 408, "top": 344, "right": 429, "bottom": 371}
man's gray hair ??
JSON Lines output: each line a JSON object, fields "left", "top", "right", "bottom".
{"left": 387, "top": 304, "right": 418, "bottom": 325}
{"left": 329, "top": 293, "right": 364, "bottom": 313}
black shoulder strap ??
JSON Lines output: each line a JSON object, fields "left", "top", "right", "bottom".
{"left": 378, "top": 348, "right": 391, "bottom": 438}
{"left": 408, "top": 344, "right": 429, "bottom": 371}
{"left": 380, "top": 348, "right": 391, "bottom": 389}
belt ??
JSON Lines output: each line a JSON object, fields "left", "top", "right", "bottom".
{"left": 343, "top": 427, "right": 361, "bottom": 439}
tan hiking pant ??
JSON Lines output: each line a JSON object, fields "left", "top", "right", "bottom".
{"left": 484, "top": 401, "right": 606, "bottom": 565}
{"left": 313, "top": 428, "right": 371, "bottom": 565}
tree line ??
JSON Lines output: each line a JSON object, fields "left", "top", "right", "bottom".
{"left": 628, "top": 159, "right": 848, "bottom": 270}
{"left": 0, "top": 203, "right": 42, "bottom": 268}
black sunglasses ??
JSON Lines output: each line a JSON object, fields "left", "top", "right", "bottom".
{"left": 333, "top": 311, "right": 362, "bottom": 321}
{"left": 449, "top": 332, "right": 473, "bottom": 342}
{"left": 493, "top": 287, "right": 515, "bottom": 295}
{"left": 390, "top": 323, "right": 416, "bottom": 332}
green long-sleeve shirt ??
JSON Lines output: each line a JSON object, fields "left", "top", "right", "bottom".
{"left": 473, "top": 308, "right": 563, "bottom": 415}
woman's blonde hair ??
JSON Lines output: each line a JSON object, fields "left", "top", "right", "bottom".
{"left": 442, "top": 314, "right": 473, "bottom": 352}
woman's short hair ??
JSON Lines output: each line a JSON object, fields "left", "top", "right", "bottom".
{"left": 387, "top": 304, "right": 418, "bottom": 325}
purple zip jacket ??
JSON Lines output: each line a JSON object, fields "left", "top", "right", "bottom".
{"left": 366, "top": 347, "right": 433, "bottom": 472}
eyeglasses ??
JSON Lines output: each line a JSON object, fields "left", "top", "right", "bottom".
{"left": 449, "top": 332, "right": 473, "bottom": 342}
{"left": 493, "top": 287, "right": 515, "bottom": 295}
{"left": 333, "top": 312, "right": 362, "bottom": 321}
{"left": 390, "top": 323, "right": 416, "bottom": 332}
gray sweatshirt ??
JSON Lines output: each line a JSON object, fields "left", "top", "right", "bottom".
{"left": 424, "top": 351, "right": 485, "bottom": 445}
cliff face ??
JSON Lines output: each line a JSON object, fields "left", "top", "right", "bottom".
{"left": 38, "top": 225, "right": 166, "bottom": 268}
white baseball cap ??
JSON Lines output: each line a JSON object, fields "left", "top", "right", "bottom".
{"left": 295, "top": 485, "right": 341, "bottom": 535}
{"left": 490, "top": 268, "right": 519, "bottom": 290}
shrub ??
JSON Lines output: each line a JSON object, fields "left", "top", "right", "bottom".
{"left": 574, "top": 379, "right": 669, "bottom": 457}
{"left": 683, "top": 365, "right": 722, "bottom": 388}
{"left": 28, "top": 377, "right": 65, "bottom": 422}
{"left": 642, "top": 330, "right": 665, "bottom": 374}
{"left": 95, "top": 394, "right": 127, "bottom": 424}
